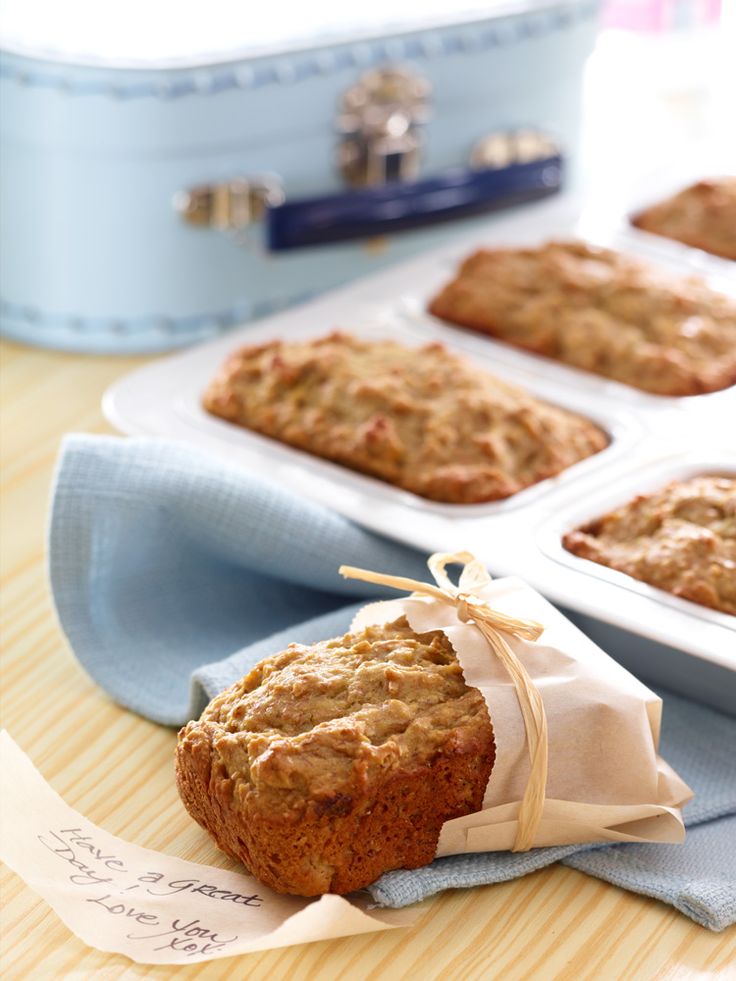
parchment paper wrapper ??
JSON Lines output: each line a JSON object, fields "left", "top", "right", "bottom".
{"left": 352, "top": 576, "right": 692, "bottom": 855}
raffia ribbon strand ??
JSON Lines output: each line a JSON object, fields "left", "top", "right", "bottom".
{"left": 340, "top": 550, "right": 548, "bottom": 853}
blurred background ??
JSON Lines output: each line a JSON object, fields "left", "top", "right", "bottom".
{"left": 582, "top": 0, "right": 732, "bottom": 208}
{"left": 0, "top": 0, "right": 733, "bottom": 353}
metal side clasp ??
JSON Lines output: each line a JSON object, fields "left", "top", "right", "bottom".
{"left": 174, "top": 177, "right": 284, "bottom": 233}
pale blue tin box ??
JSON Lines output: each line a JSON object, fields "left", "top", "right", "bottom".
{"left": 0, "top": 1, "right": 599, "bottom": 352}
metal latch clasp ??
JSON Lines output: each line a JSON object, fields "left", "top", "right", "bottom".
{"left": 337, "top": 66, "right": 431, "bottom": 187}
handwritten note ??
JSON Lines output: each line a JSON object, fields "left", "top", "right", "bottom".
{"left": 0, "top": 732, "right": 417, "bottom": 965}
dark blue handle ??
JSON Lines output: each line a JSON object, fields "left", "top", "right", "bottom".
{"left": 265, "top": 155, "right": 562, "bottom": 251}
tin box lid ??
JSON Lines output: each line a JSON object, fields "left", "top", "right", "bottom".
{"left": 0, "top": 0, "right": 581, "bottom": 69}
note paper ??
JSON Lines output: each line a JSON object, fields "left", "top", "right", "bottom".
{"left": 0, "top": 732, "right": 418, "bottom": 965}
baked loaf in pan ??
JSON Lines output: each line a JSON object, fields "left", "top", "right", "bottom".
{"left": 203, "top": 332, "right": 607, "bottom": 504}
{"left": 176, "top": 616, "right": 495, "bottom": 896}
{"left": 428, "top": 240, "right": 736, "bottom": 396}
{"left": 563, "top": 475, "right": 736, "bottom": 615}
{"left": 631, "top": 177, "right": 736, "bottom": 261}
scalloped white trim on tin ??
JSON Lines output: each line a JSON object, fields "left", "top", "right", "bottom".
{"left": 0, "top": 292, "right": 315, "bottom": 353}
{"left": 0, "top": 0, "right": 593, "bottom": 67}
{"left": 0, "top": 2, "right": 598, "bottom": 99}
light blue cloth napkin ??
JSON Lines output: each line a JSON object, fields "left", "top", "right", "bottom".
{"left": 49, "top": 434, "right": 427, "bottom": 725}
{"left": 49, "top": 435, "right": 736, "bottom": 931}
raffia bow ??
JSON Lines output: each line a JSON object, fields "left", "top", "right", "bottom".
{"left": 340, "top": 550, "right": 548, "bottom": 852}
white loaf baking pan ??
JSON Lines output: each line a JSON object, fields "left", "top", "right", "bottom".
{"left": 581, "top": 146, "right": 736, "bottom": 279}
{"left": 104, "top": 195, "right": 736, "bottom": 712}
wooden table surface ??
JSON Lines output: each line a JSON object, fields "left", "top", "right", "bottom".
{"left": 1, "top": 338, "right": 734, "bottom": 981}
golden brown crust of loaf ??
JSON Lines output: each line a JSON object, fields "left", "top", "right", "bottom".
{"left": 202, "top": 332, "right": 607, "bottom": 504}
{"left": 563, "top": 475, "right": 736, "bottom": 615}
{"left": 632, "top": 178, "right": 736, "bottom": 261}
{"left": 428, "top": 240, "right": 736, "bottom": 396}
{"left": 176, "top": 617, "right": 495, "bottom": 896}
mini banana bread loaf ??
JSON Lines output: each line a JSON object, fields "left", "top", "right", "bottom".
{"left": 632, "top": 177, "right": 736, "bottom": 261}
{"left": 176, "top": 616, "right": 495, "bottom": 896}
{"left": 563, "top": 475, "right": 736, "bottom": 615}
{"left": 428, "top": 240, "right": 736, "bottom": 396}
{"left": 203, "top": 332, "right": 607, "bottom": 504}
